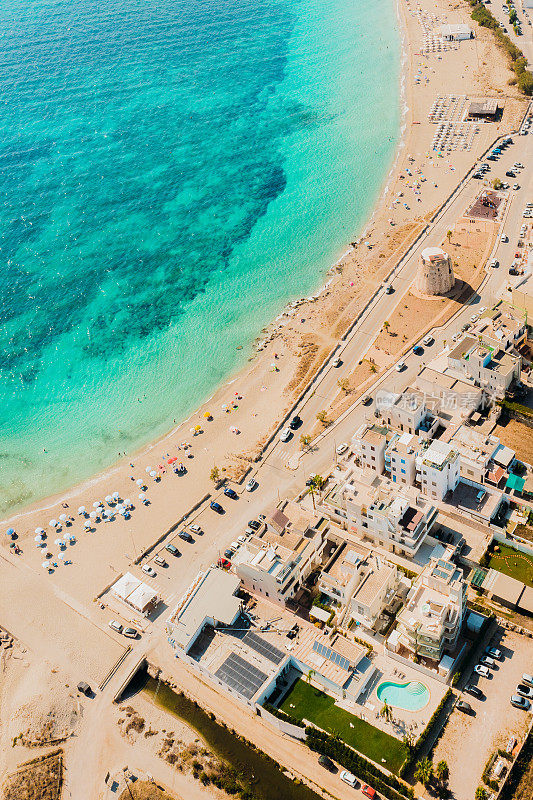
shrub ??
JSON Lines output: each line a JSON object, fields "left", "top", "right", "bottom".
{"left": 400, "top": 690, "right": 452, "bottom": 775}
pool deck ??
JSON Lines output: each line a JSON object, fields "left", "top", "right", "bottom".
{"left": 337, "top": 653, "right": 447, "bottom": 742}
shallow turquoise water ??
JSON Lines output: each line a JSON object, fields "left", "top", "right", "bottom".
{"left": 0, "top": 0, "right": 400, "bottom": 514}
{"left": 377, "top": 680, "right": 430, "bottom": 711}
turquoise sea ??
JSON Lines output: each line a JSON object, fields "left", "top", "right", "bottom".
{"left": 0, "top": 0, "right": 400, "bottom": 514}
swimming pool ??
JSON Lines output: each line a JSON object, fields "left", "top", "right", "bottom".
{"left": 376, "top": 680, "right": 430, "bottom": 711}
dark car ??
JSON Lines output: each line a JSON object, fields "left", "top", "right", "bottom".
{"left": 77, "top": 681, "right": 92, "bottom": 697}
{"left": 248, "top": 519, "right": 261, "bottom": 530}
{"left": 210, "top": 501, "right": 224, "bottom": 513}
{"left": 362, "top": 395, "right": 373, "bottom": 405}
{"left": 413, "top": 345, "right": 423, "bottom": 355}
{"left": 506, "top": 170, "right": 516, "bottom": 177}
{"left": 165, "top": 543, "right": 181, "bottom": 556}
{"left": 318, "top": 755, "right": 335, "bottom": 771}
{"left": 464, "top": 685, "right": 483, "bottom": 699}
{"left": 178, "top": 530, "right": 193, "bottom": 542}
{"left": 456, "top": 700, "right": 474, "bottom": 714}
{"left": 224, "top": 548, "right": 234, "bottom": 559}
{"left": 224, "top": 487, "right": 238, "bottom": 499}
{"left": 473, "top": 172, "right": 482, "bottom": 179}
{"left": 487, "top": 155, "right": 497, "bottom": 161}
{"left": 289, "top": 415, "right": 302, "bottom": 430}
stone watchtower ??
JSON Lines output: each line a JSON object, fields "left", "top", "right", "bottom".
{"left": 415, "top": 247, "right": 455, "bottom": 296}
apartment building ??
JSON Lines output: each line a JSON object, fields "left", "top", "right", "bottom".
{"left": 318, "top": 541, "right": 370, "bottom": 606}
{"left": 380, "top": 390, "right": 439, "bottom": 439}
{"left": 386, "top": 432, "right": 420, "bottom": 487}
{"left": 447, "top": 337, "right": 520, "bottom": 398}
{"left": 394, "top": 547, "right": 466, "bottom": 662}
{"left": 352, "top": 424, "right": 388, "bottom": 474}
{"left": 349, "top": 556, "right": 398, "bottom": 631}
{"left": 469, "top": 307, "right": 527, "bottom": 352}
{"left": 231, "top": 501, "right": 326, "bottom": 605}
{"left": 420, "top": 440, "right": 460, "bottom": 501}
{"left": 447, "top": 426, "right": 501, "bottom": 484}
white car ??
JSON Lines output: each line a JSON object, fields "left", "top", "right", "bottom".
{"left": 470, "top": 314, "right": 478, "bottom": 322}
{"left": 245, "top": 478, "right": 258, "bottom": 492}
{"left": 479, "top": 306, "right": 487, "bottom": 314}
{"left": 230, "top": 541, "right": 240, "bottom": 551}
{"left": 109, "top": 620, "right": 123, "bottom": 633}
{"left": 189, "top": 524, "right": 202, "bottom": 534}
{"left": 336, "top": 443, "right": 349, "bottom": 455}
{"left": 237, "top": 535, "right": 247, "bottom": 544}
{"left": 395, "top": 361, "right": 406, "bottom": 372}
{"left": 423, "top": 334, "right": 434, "bottom": 346}
{"left": 474, "top": 664, "right": 490, "bottom": 677}
{"left": 501, "top": 233, "right": 508, "bottom": 242}
{"left": 514, "top": 162, "right": 524, "bottom": 169}
{"left": 142, "top": 564, "right": 156, "bottom": 577}
{"left": 489, "top": 259, "right": 498, "bottom": 268}
{"left": 279, "top": 427, "right": 292, "bottom": 442}
{"left": 154, "top": 555, "right": 167, "bottom": 567}
{"left": 340, "top": 770, "right": 358, "bottom": 788}
{"left": 513, "top": 183, "right": 520, "bottom": 190}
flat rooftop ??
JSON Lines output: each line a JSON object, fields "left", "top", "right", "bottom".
{"left": 170, "top": 569, "right": 241, "bottom": 650}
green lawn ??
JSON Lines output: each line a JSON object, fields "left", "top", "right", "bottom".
{"left": 488, "top": 542, "right": 533, "bottom": 587}
{"left": 280, "top": 679, "right": 407, "bottom": 774}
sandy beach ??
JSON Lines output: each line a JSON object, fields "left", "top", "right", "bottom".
{"left": 1, "top": 0, "right": 528, "bottom": 577}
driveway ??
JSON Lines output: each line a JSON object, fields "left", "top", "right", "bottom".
{"left": 432, "top": 630, "right": 532, "bottom": 800}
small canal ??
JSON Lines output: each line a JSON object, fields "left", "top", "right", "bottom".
{"left": 130, "top": 669, "right": 323, "bottom": 800}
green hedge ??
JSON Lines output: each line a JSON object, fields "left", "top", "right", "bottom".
{"left": 262, "top": 703, "right": 305, "bottom": 729}
{"left": 400, "top": 689, "right": 452, "bottom": 776}
{"left": 305, "top": 728, "right": 414, "bottom": 800}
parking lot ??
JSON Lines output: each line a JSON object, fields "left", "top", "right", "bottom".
{"left": 432, "top": 630, "right": 532, "bottom": 800}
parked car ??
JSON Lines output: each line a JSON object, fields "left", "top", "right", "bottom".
{"left": 423, "top": 334, "right": 434, "bottom": 346}
{"left": 245, "top": 478, "right": 258, "bottom": 492}
{"left": 237, "top": 535, "right": 247, "bottom": 545}
{"left": 464, "top": 685, "right": 484, "bottom": 699}
{"left": 362, "top": 785, "right": 376, "bottom": 799}
{"left": 489, "top": 259, "right": 499, "bottom": 268}
{"left": 109, "top": 620, "right": 123, "bottom": 634}
{"left": 413, "top": 345, "right": 423, "bottom": 355}
{"left": 77, "top": 681, "right": 92, "bottom": 696}
{"left": 486, "top": 647, "right": 502, "bottom": 660}
{"left": 480, "top": 655, "right": 495, "bottom": 668}
{"left": 210, "top": 501, "right": 224, "bottom": 513}
{"left": 224, "top": 487, "right": 238, "bottom": 499}
{"left": 218, "top": 557, "right": 231, "bottom": 569}
{"left": 142, "top": 564, "right": 156, "bottom": 577}
{"left": 510, "top": 695, "right": 531, "bottom": 710}
{"left": 522, "top": 673, "right": 533, "bottom": 686}
{"left": 340, "top": 770, "right": 359, "bottom": 788}
{"left": 474, "top": 664, "right": 490, "bottom": 677}
{"left": 516, "top": 683, "right": 533, "bottom": 699}
{"left": 318, "top": 755, "right": 335, "bottom": 771}
{"left": 154, "top": 555, "right": 167, "bottom": 567}
{"left": 395, "top": 360, "right": 406, "bottom": 372}
{"left": 165, "top": 543, "right": 180, "bottom": 556}
{"left": 178, "top": 530, "right": 193, "bottom": 542}
{"left": 332, "top": 357, "right": 342, "bottom": 367}
{"left": 189, "top": 524, "right": 202, "bottom": 534}
{"left": 505, "top": 171, "right": 516, "bottom": 178}
{"left": 362, "top": 395, "right": 373, "bottom": 405}
{"left": 248, "top": 519, "right": 261, "bottom": 530}
{"left": 456, "top": 700, "right": 474, "bottom": 714}
{"left": 279, "top": 427, "right": 292, "bottom": 442}
{"left": 123, "top": 627, "right": 138, "bottom": 639}
{"left": 336, "top": 443, "right": 349, "bottom": 455}
{"left": 384, "top": 283, "right": 394, "bottom": 294}
{"left": 289, "top": 415, "right": 302, "bottom": 430}
{"left": 223, "top": 548, "right": 234, "bottom": 559}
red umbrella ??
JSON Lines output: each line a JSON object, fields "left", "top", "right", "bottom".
{"left": 168, "top": 457, "right": 178, "bottom": 464}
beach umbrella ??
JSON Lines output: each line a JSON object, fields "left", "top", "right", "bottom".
{"left": 54, "top": 538, "right": 64, "bottom": 545}
{"left": 105, "top": 495, "right": 113, "bottom": 504}
{"left": 194, "top": 425, "right": 201, "bottom": 432}
{"left": 84, "top": 520, "right": 91, "bottom": 529}
{"left": 34, "top": 534, "right": 43, "bottom": 542}
{"left": 59, "top": 513, "right": 68, "bottom": 522}
{"left": 168, "top": 457, "right": 177, "bottom": 464}
{"left": 89, "top": 511, "right": 98, "bottom": 519}
{"left": 138, "top": 493, "right": 146, "bottom": 501}
{"left": 10, "top": 542, "right": 16, "bottom": 549}
{"left": 112, "top": 491, "right": 120, "bottom": 501}
{"left": 68, "top": 534, "right": 76, "bottom": 543}
{"left": 92, "top": 501, "right": 101, "bottom": 509}
{"left": 6, "top": 528, "right": 15, "bottom": 537}
{"left": 49, "top": 519, "right": 57, "bottom": 527}
{"left": 58, "top": 552, "right": 65, "bottom": 560}
{"left": 204, "top": 411, "right": 212, "bottom": 419}
{"left": 124, "top": 499, "right": 132, "bottom": 508}
{"left": 78, "top": 506, "right": 86, "bottom": 515}
{"left": 42, "top": 561, "right": 50, "bottom": 569}
{"left": 150, "top": 470, "right": 157, "bottom": 478}
{"left": 35, "top": 527, "right": 45, "bottom": 535}
{"left": 145, "top": 466, "right": 152, "bottom": 473}
{"left": 136, "top": 478, "right": 144, "bottom": 487}
{"left": 104, "top": 509, "right": 114, "bottom": 518}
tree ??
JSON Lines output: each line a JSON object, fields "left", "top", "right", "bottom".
{"left": 209, "top": 466, "right": 220, "bottom": 484}
{"left": 436, "top": 760, "right": 449, "bottom": 784}
{"left": 316, "top": 410, "right": 329, "bottom": 427}
{"left": 475, "top": 788, "right": 488, "bottom": 800}
{"left": 492, "top": 177, "right": 502, "bottom": 190}
{"left": 446, "top": 230, "right": 452, "bottom": 244}
{"left": 414, "top": 758, "right": 434, "bottom": 788}
{"left": 380, "top": 701, "right": 393, "bottom": 722}
{"left": 312, "top": 474, "right": 326, "bottom": 500}
{"left": 308, "top": 481, "right": 317, "bottom": 510}
{"left": 300, "top": 433, "right": 311, "bottom": 450}
{"left": 337, "top": 378, "right": 350, "bottom": 393}
{"left": 306, "top": 668, "right": 316, "bottom": 685}
{"left": 383, "top": 320, "right": 390, "bottom": 333}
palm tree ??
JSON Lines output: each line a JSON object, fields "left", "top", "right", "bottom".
{"left": 446, "top": 230, "right": 452, "bottom": 244}
{"left": 306, "top": 669, "right": 316, "bottom": 686}
{"left": 414, "top": 758, "right": 433, "bottom": 788}
{"left": 300, "top": 433, "right": 312, "bottom": 451}
{"left": 209, "top": 466, "right": 220, "bottom": 484}
{"left": 435, "top": 760, "right": 449, "bottom": 785}
{"left": 475, "top": 788, "right": 488, "bottom": 800}
{"left": 381, "top": 701, "right": 393, "bottom": 722}
{"left": 312, "top": 474, "right": 325, "bottom": 499}
{"left": 308, "top": 482, "right": 317, "bottom": 510}
{"left": 383, "top": 320, "right": 390, "bottom": 334}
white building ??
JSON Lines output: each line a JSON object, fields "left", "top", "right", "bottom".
{"left": 447, "top": 336, "right": 521, "bottom": 398}
{"left": 440, "top": 23, "right": 473, "bottom": 41}
{"left": 394, "top": 547, "right": 466, "bottom": 662}
{"left": 420, "top": 440, "right": 460, "bottom": 501}
{"left": 352, "top": 424, "right": 388, "bottom": 474}
{"left": 349, "top": 557, "right": 398, "bottom": 631}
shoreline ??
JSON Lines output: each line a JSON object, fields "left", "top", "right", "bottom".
{"left": 2, "top": 0, "right": 526, "bottom": 530}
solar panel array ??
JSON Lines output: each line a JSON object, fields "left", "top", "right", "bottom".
{"left": 312, "top": 640, "right": 352, "bottom": 671}
{"left": 214, "top": 653, "right": 268, "bottom": 700}
{"left": 243, "top": 631, "right": 285, "bottom": 664}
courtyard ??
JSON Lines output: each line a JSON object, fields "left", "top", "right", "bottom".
{"left": 487, "top": 542, "right": 533, "bottom": 587}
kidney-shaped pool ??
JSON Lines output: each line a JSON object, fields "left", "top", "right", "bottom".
{"left": 376, "top": 680, "right": 430, "bottom": 711}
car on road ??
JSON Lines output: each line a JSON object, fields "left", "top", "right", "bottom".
{"left": 489, "top": 259, "right": 499, "bottom": 268}
{"left": 474, "top": 664, "right": 490, "bottom": 677}
{"left": 464, "top": 685, "right": 484, "bottom": 699}
{"left": 189, "top": 524, "right": 202, "bottom": 534}
{"left": 513, "top": 183, "right": 520, "bottom": 190}
{"left": 210, "top": 501, "right": 224, "bottom": 513}
{"left": 479, "top": 655, "right": 495, "bottom": 668}
{"left": 248, "top": 519, "right": 261, "bottom": 530}
{"left": 245, "top": 477, "right": 258, "bottom": 492}
{"left": 224, "top": 487, "right": 238, "bottom": 499}
{"left": 384, "top": 283, "right": 394, "bottom": 294}
{"left": 516, "top": 683, "right": 533, "bottom": 699}
{"left": 279, "top": 427, "right": 292, "bottom": 442}
{"left": 289, "top": 415, "right": 302, "bottom": 430}
{"left": 332, "top": 357, "right": 342, "bottom": 367}
{"left": 154, "top": 555, "right": 167, "bottom": 567}
{"left": 486, "top": 647, "right": 502, "bottom": 660}
{"left": 165, "top": 543, "right": 180, "bottom": 556}
{"left": 395, "top": 361, "right": 406, "bottom": 372}
{"left": 362, "top": 395, "right": 373, "bottom": 405}
{"left": 362, "top": 785, "right": 376, "bottom": 799}
{"left": 142, "top": 564, "right": 156, "bottom": 577}
{"left": 510, "top": 695, "right": 531, "bottom": 710}
{"left": 501, "top": 233, "right": 509, "bottom": 243}
{"left": 456, "top": 700, "right": 474, "bottom": 714}
{"left": 340, "top": 770, "right": 358, "bottom": 788}
{"left": 318, "top": 755, "right": 335, "bottom": 771}
{"left": 123, "top": 627, "right": 138, "bottom": 639}
{"left": 109, "top": 620, "right": 123, "bottom": 634}
{"left": 423, "top": 334, "right": 434, "bottom": 346}
{"left": 336, "top": 443, "right": 349, "bottom": 455}
{"left": 178, "top": 530, "right": 193, "bottom": 542}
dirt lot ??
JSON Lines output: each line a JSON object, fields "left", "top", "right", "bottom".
{"left": 2, "top": 750, "right": 63, "bottom": 800}
{"left": 493, "top": 417, "right": 533, "bottom": 466}
{"left": 432, "top": 630, "right": 533, "bottom": 800}
{"left": 119, "top": 781, "right": 176, "bottom": 800}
